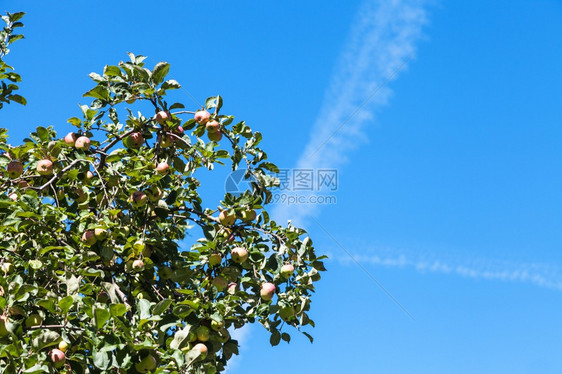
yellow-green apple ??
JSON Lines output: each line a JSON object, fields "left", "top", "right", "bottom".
{"left": 0, "top": 316, "right": 11, "bottom": 337}
{"left": 231, "top": 247, "right": 248, "bottom": 264}
{"left": 206, "top": 120, "right": 220, "bottom": 133}
{"left": 218, "top": 210, "right": 235, "bottom": 226}
{"left": 135, "top": 354, "right": 157, "bottom": 373}
{"left": 158, "top": 266, "right": 173, "bottom": 280}
{"left": 81, "top": 230, "right": 96, "bottom": 246}
{"left": 159, "top": 134, "right": 174, "bottom": 148}
{"left": 194, "top": 110, "right": 210, "bottom": 124}
{"left": 209, "top": 253, "right": 222, "bottom": 267}
{"left": 16, "top": 180, "right": 29, "bottom": 189}
{"left": 193, "top": 342, "right": 208, "bottom": 358}
{"left": 210, "top": 320, "right": 223, "bottom": 332}
{"left": 196, "top": 326, "right": 210, "bottom": 342}
{"left": 279, "top": 306, "right": 295, "bottom": 321}
{"left": 1, "top": 262, "right": 14, "bottom": 274}
{"left": 25, "top": 313, "right": 43, "bottom": 327}
{"left": 49, "top": 348, "right": 66, "bottom": 368}
{"left": 227, "top": 282, "right": 237, "bottom": 295}
{"left": 212, "top": 276, "right": 227, "bottom": 291}
{"left": 64, "top": 132, "right": 77, "bottom": 146}
{"left": 75, "top": 188, "right": 88, "bottom": 204}
{"left": 280, "top": 264, "right": 294, "bottom": 279}
{"left": 155, "top": 110, "right": 170, "bottom": 125}
{"left": 156, "top": 162, "right": 169, "bottom": 175}
{"left": 94, "top": 228, "right": 107, "bottom": 240}
{"left": 58, "top": 340, "right": 69, "bottom": 353}
{"left": 83, "top": 171, "right": 94, "bottom": 184}
{"left": 146, "top": 186, "right": 162, "bottom": 203}
{"left": 37, "top": 160, "right": 53, "bottom": 176}
{"left": 208, "top": 130, "right": 222, "bottom": 142}
{"left": 132, "top": 259, "right": 145, "bottom": 272}
{"left": 217, "top": 327, "right": 230, "bottom": 343}
{"left": 8, "top": 193, "right": 17, "bottom": 202}
{"left": 131, "top": 191, "right": 147, "bottom": 208}
{"left": 260, "top": 282, "right": 276, "bottom": 301}
{"left": 6, "top": 161, "right": 23, "bottom": 178}
{"left": 75, "top": 136, "right": 91, "bottom": 150}
{"left": 241, "top": 209, "right": 256, "bottom": 222}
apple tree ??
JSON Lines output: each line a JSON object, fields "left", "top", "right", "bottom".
{"left": 0, "top": 13, "right": 326, "bottom": 374}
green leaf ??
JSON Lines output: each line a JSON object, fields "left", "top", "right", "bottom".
{"left": 58, "top": 295, "right": 74, "bottom": 314}
{"left": 152, "top": 62, "right": 170, "bottom": 85}
{"left": 7, "top": 94, "right": 26, "bottom": 105}
{"left": 28, "top": 260, "right": 42, "bottom": 269}
{"left": 269, "top": 330, "right": 281, "bottom": 346}
{"left": 137, "top": 298, "right": 151, "bottom": 320}
{"left": 110, "top": 303, "right": 128, "bottom": 317}
{"left": 31, "top": 329, "right": 60, "bottom": 350}
{"left": 94, "top": 307, "right": 111, "bottom": 329}
{"left": 153, "top": 299, "right": 173, "bottom": 315}
{"left": 93, "top": 350, "right": 110, "bottom": 369}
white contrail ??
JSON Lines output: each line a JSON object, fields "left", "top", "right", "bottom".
{"left": 272, "top": 0, "right": 428, "bottom": 225}
{"left": 337, "top": 249, "right": 562, "bottom": 291}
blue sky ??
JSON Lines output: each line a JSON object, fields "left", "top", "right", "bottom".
{"left": 3, "top": 0, "right": 562, "bottom": 373}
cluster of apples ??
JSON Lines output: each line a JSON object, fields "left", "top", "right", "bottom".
{"left": 0, "top": 313, "right": 69, "bottom": 368}
{"left": 194, "top": 109, "right": 223, "bottom": 142}
{"left": 209, "top": 207, "right": 297, "bottom": 305}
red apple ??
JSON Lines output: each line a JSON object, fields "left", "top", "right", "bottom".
{"left": 231, "top": 247, "right": 248, "bottom": 264}
{"left": 227, "top": 282, "right": 237, "bottom": 295}
{"left": 193, "top": 342, "right": 208, "bottom": 358}
{"left": 206, "top": 120, "right": 220, "bottom": 133}
{"left": 131, "top": 191, "right": 147, "bottom": 208}
{"left": 6, "top": 161, "right": 23, "bottom": 178}
{"left": 260, "top": 282, "right": 276, "bottom": 301}
{"left": 155, "top": 110, "right": 170, "bottom": 125}
{"left": 124, "top": 132, "right": 144, "bottom": 149}
{"left": 156, "top": 162, "right": 169, "bottom": 175}
{"left": 194, "top": 110, "right": 210, "bottom": 124}
{"left": 49, "top": 348, "right": 66, "bottom": 367}
{"left": 75, "top": 136, "right": 91, "bottom": 150}
{"left": 37, "top": 160, "right": 53, "bottom": 176}
{"left": 218, "top": 210, "right": 235, "bottom": 226}
{"left": 81, "top": 230, "right": 96, "bottom": 246}
{"left": 64, "top": 132, "right": 77, "bottom": 146}
{"left": 212, "top": 276, "right": 228, "bottom": 291}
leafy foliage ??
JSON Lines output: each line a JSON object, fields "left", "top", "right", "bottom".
{"left": 0, "top": 43, "right": 325, "bottom": 373}
{"left": 0, "top": 12, "right": 26, "bottom": 108}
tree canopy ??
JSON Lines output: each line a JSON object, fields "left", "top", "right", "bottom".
{"left": 0, "top": 12, "right": 325, "bottom": 373}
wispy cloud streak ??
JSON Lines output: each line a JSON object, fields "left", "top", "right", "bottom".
{"left": 337, "top": 250, "right": 562, "bottom": 291}
{"left": 273, "top": 0, "right": 428, "bottom": 225}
